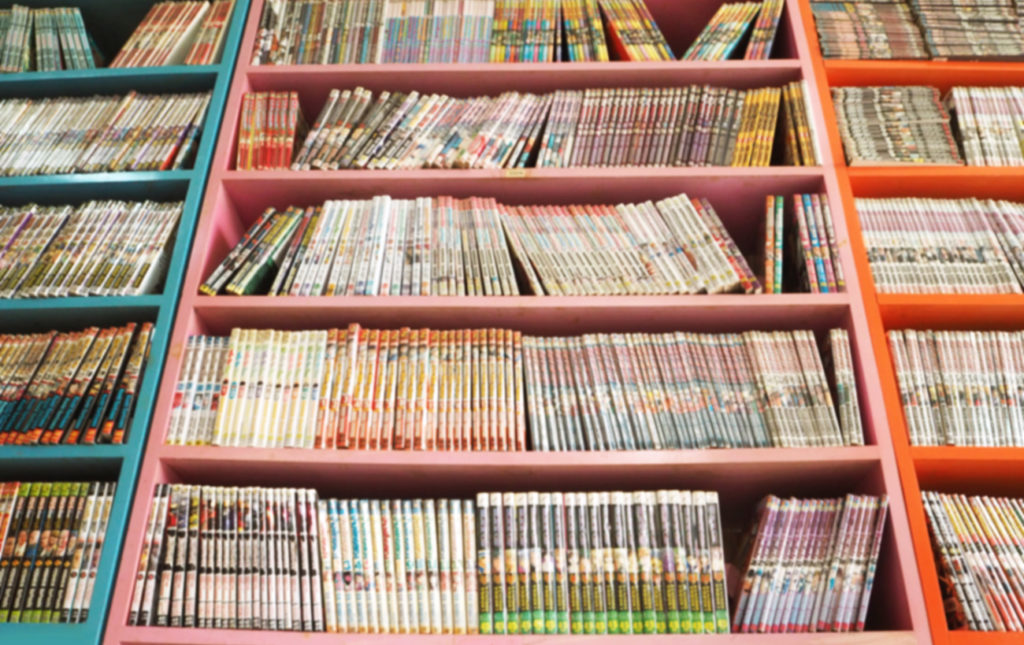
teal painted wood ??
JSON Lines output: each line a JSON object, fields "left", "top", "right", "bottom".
{"left": 0, "top": 1, "right": 251, "bottom": 643}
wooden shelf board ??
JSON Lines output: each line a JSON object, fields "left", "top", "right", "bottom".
{"left": 912, "top": 446, "right": 1024, "bottom": 493}
{"left": 157, "top": 445, "right": 881, "bottom": 499}
{"left": 824, "top": 59, "right": 1024, "bottom": 90}
{"left": 876, "top": 294, "right": 1024, "bottom": 330}
{"left": 112, "top": 627, "right": 917, "bottom": 645}
{"left": 187, "top": 294, "right": 852, "bottom": 336}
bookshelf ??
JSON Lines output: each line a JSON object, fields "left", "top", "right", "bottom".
{"left": 0, "top": 1, "right": 251, "bottom": 644}
{"left": 102, "top": 0, "right": 926, "bottom": 643}
{"left": 796, "top": 1, "right": 1024, "bottom": 644}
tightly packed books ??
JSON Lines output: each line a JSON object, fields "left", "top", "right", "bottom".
{"left": 0, "top": 200, "right": 183, "bottom": 299}
{"left": 0, "top": 91, "right": 211, "bottom": 176}
{"left": 524, "top": 329, "right": 863, "bottom": 451}
{"left": 765, "top": 193, "right": 845, "bottom": 294}
{"left": 810, "top": 0, "right": 928, "bottom": 59}
{"left": 110, "top": 0, "right": 236, "bottom": 67}
{"left": 235, "top": 91, "right": 307, "bottom": 170}
{"left": 0, "top": 323, "right": 153, "bottom": 446}
{"left": 857, "top": 197, "right": 1024, "bottom": 294}
{"left": 889, "top": 329, "right": 1024, "bottom": 446}
{"left": 733, "top": 494, "right": 888, "bottom": 633}
{"left": 0, "top": 481, "right": 116, "bottom": 624}
{"left": 948, "top": 87, "right": 1024, "bottom": 166}
{"left": 252, "top": 0, "right": 676, "bottom": 64}
{"left": 683, "top": 0, "right": 786, "bottom": 61}
{"left": 833, "top": 86, "right": 964, "bottom": 166}
{"left": 165, "top": 324, "right": 865, "bottom": 451}
{"left": 811, "top": 0, "right": 1024, "bottom": 60}
{"left": 913, "top": 0, "right": 1024, "bottom": 59}
{"left": 199, "top": 193, "right": 761, "bottom": 297}
{"left": 0, "top": 6, "right": 98, "bottom": 72}
{"left": 127, "top": 485, "right": 731, "bottom": 634}
{"left": 238, "top": 81, "right": 819, "bottom": 170}
{"left": 923, "top": 491, "right": 1024, "bottom": 631}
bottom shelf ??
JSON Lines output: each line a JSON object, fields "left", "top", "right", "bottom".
{"left": 112, "top": 627, "right": 918, "bottom": 645}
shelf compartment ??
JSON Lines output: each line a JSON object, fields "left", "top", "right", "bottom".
{"left": 109, "top": 455, "right": 911, "bottom": 637}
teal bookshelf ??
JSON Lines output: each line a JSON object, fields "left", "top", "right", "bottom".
{"left": 0, "top": 1, "right": 251, "bottom": 644}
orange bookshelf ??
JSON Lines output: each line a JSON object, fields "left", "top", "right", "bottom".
{"left": 797, "top": 1, "right": 1024, "bottom": 643}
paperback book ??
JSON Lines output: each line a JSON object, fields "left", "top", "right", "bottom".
{"left": 110, "top": 0, "right": 236, "bottom": 67}
{"left": 889, "top": 328, "right": 1024, "bottom": 446}
{"left": 125, "top": 485, "right": 732, "bottom": 634}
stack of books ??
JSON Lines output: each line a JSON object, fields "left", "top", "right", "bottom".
{"left": 810, "top": 0, "right": 928, "bottom": 59}
{"left": 0, "top": 481, "right": 117, "bottom": 623}
{"left": 833, "top": 86, "right": 963, "bottom": 165}
{"left": 126, "top": 485, "right": 736, "bottom": 634}
{"left": 0, "top": 201, "right": 183, "bottom": 299}
{"left": 683, "top": 0, "right": 786, "bottom": 61}
{"left": 764, "top": 193, "right": 845, "bottom": 294}
{"left": 0, "top": 6, "right": 98, "bottom": 72}
{"left": 948, "top": 87, "right": 1024, "bottom": 166}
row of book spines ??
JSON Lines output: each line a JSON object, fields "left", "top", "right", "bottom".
{"left": 0, "top": 322, "right": 153, "bottom": 446}
{"left": 199, "top": 192, "right": 759, "bottom": 299}
{"left": 237, "top": 92, "right": 307, "bottom": 171}
{"left": 683, "top": 0, "right": 785, "bottom": 62}
{"left": 237, "top": 81, "right": 819, "bottom": 172}
{"left": 128, "top": 485, "right": 729, "bottom": 634}
{"left": 731, "top": 494, "right": 887, "bottom": 634}
{"left": 252, "top": 0, "right": 678, "bottom": 65}
{"left": 791, "top": 193, "right": 845, "bottom": 294}
{"left": 0, "top": 481, "right": 115, "bottom": 624}
{"left": 922, "top": 490, "right": 1024, "bottom": 632}
{"left": 166, "top": 324, "right": 862, "bottom": 453}
{"left": 184, "top": 0, "right": 236, "bottom": 66}
{"left": 110, "top": 1, "right": 208, "bottom": 68}
{"left": 0, "top": 92, "right": 211, "bottom": 177}
{"left": 0, "top": 201, "right": 183, "bottom": 299}
{"left": 0, "top": 6, "right": 97, "bottom": 73}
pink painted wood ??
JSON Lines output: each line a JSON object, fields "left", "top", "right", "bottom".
{"left": 103, "top": 0, "right": 929, "bottom": 643}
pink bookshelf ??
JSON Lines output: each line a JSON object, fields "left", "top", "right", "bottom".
{"left": 103, "top": 0, "right": 930, "bottom": 643}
